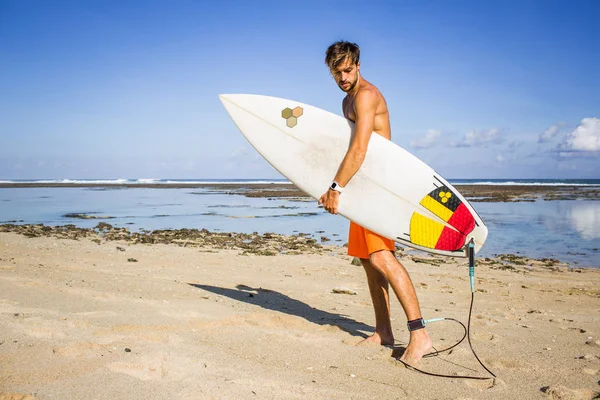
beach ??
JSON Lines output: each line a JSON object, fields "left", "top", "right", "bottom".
{"left": 1, "top": 225, "right": 599, "bottom": 399}
{"left": 1, "top": 181, "right": 599, "bottom": 399}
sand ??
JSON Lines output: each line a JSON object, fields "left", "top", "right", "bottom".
{"left": 1, "top": 232, "right": 599, "bottom": 399}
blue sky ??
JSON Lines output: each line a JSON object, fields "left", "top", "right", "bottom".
{"left": 1, "top": 0, "right": 598, "bottom": 180}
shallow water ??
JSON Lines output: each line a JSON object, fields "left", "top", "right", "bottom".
{"left": 0, "top": 187, "right": 598, "bottom": 267}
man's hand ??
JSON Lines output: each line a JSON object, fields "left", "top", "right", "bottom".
{"left": 318, "top": 189, "right": 340, "bottom": 214}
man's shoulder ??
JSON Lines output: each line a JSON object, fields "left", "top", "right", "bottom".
{"left": 355, "top": 85, "right": 381, "bottom": 106}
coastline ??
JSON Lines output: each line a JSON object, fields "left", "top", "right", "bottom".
{"left": 2, "top": 183, "right": 599, "bottom": 268}
{"left": 0, "top": 223, "right": 585, "bottom": 272}
{"left": 1, "top": 182, "right": 599, "bottom": 202}
{"left": 1, "top": 231, "right": 598, "bottom": 399}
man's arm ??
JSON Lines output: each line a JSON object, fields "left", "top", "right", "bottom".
{"left": 333, "top": 90, "right": 377, "bottom": 187}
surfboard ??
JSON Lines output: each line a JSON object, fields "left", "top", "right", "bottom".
{"left": 219, "top": 94, "right": 488, "bottom": 257}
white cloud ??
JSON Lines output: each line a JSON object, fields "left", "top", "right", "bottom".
{"left": 410, "top": 129, "right": 442, "bottom": 149}
{"left": 562, "top": 118, "right": 600, "bottom": 152}
{"left": 35, "top": 160, "right": 66, "bottom": 170}
{"left": 538, "top": 122, "right": 566, "bottom": 143}
{"left": 496, "top": 154, "right": 505, "bottom": 163}
{"left": 224, "top": 145, "right": 268, "bottom": 175}
{"left": 509, "top": 140, "right": 523, "bottom": 150}
{"left": 558, "top": 151, "right": 576, "bottom": 158}
{"left": 451, "top": 128, "right": 503, "bottom": 147}
{"left": 229, "top": 147, "right": 249, "bottom": 159}
{"left": 557, "top": 162, "right": 577, "bottom": 171}
{"left": 153, "top": 159, "right": 199, "bottom": 171}
{"left": 184, "top": 161, "right": 197, "bottom": 170}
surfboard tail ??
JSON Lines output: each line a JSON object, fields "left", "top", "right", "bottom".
{"left": 409, "top": 184, "right": 487, "bottom": 255}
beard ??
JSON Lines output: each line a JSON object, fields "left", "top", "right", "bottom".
{"left": 338, "top": 78, "right": 357, "bottom": 92}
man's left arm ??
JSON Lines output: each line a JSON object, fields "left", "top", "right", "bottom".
{"left": 318, "top": 90, "right": 377, "bottom": 214}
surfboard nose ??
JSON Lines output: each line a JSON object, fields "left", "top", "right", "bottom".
{"left": 218, "top": 94, "right": 232, "bottom": 104}
{"left": 219, "top": 94, "right": 272, "bottom": 120}
{"left": 218, "top": 94, "right": 245, "bottom": 105}
{"left": 219, "top": 94, "right": 249, "bottom": 120}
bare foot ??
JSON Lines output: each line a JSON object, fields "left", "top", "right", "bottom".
{"left": 358, "top": 331, "right": 394, "bottom": 347}
{"left": 399, "top": 329, "right": 433, "bottom": 364}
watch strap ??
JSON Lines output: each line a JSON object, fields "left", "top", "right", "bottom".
{"left": 330, "top": 181, "right": 344, "bottom": 193}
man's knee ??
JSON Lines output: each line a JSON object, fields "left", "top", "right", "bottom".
{"left": 370, "top": 249, "right": 392, "bottom": 262}
{"left": 369, "top": 250, "right": 401, "bottom": 274}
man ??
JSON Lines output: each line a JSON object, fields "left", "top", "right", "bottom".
{"left": 318, "top": 40, "right": 432, "bottom": 364}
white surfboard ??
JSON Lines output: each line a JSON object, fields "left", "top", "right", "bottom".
{"left": 219, "top": 94, "right": 488, "bottom": 257}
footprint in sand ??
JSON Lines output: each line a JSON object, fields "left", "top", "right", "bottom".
{"left": 107, "top": 354, "right": 186, "bottom": 381}
{"left": 0, "top": 394, "right": 36, "bottom": 400}
{"left": 541, "top": 385, "right": 599, "bottom": 400}
{"left": 108, "top": 361, "right": 164, "bottom": 381}
{"left": 488, "top": 358, "right": 530, "bottom": 372}
{"left": 502, "top": 311, "right": 523, "bottom": 322}
{"left": 21, "top": 325, "right": 66, "bottom": 339}
{"left": 52, "top": 341, "right": 112, "bottom": 357}
{"left": 472, "top": 315, "right": 500, "bottom": 326}
{"left": 93, "top": 324, "right": 175, "bottom": 344}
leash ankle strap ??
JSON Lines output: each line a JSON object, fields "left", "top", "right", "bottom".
{"left": 407, "top": 318, "right": 426, "bottom": 331}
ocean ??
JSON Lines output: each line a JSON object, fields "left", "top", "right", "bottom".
{"left": 2, "top": 178, "right": 600, "bottom": 186}
{"left": 1, "top": 178, "right": 599, "bottom": 268}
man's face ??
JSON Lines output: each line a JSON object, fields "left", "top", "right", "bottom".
{"left": 331, "top": 58, "right": 360, "bottom": 93}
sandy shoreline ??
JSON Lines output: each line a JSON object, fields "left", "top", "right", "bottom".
{"left": 0, "top": 223, "right": 589, "bottom": 268}
{"left": 1, "top": 183, "right": 599, "bottom": 202}
{"left": 1, "top": 231, "right": 599, "bottom": 399}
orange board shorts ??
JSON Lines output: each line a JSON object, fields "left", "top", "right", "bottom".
{"left": 347, "top": 221, "right": 395, "bottom": 259}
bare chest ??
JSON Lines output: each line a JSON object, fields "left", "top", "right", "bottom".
{"left": 343, "top": 100, "right": 357, "bottom": 122}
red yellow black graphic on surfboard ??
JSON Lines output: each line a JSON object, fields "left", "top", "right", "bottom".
{"left": 409, "top": 186, "right": 476, "bottom": 252}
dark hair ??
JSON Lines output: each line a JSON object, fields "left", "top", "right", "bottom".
{"left": 325, "top": 41, "right": 360, "bottom": 70}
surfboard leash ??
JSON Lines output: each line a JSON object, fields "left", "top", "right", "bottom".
{"left": 395, "top": 240, "right": 497, "bottom": 380}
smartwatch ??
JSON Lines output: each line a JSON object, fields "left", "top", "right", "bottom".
{"left": 329, "top": 181, "right": 344, "bottom": 193}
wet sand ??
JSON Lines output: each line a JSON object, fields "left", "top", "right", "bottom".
{"left": 1, "top": 228, "right": 599, "bottom": 399}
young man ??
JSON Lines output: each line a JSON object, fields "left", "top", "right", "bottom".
{"left": 318, "top": 40, "right": 432, "bottom": 364}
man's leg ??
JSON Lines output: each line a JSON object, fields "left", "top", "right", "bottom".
{"left": 359, "top": 258, "right": 394, "bottom": 345}
{"left": 369, "top": 249, "right": 432, "bottom": 363}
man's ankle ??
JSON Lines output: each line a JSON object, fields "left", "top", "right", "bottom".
{"left": 409, "top": 328, "right": 429, "bottom": 339}
{"left": 371, "top": 327, "right": 392, "bottom": 339}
